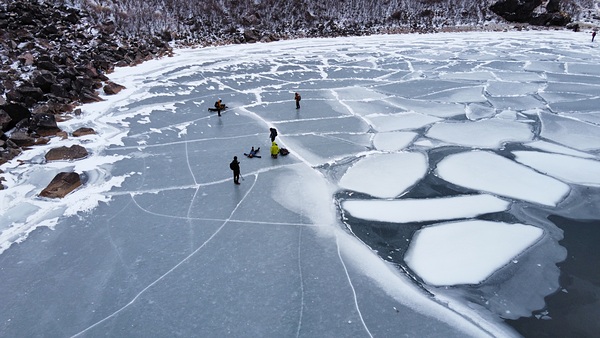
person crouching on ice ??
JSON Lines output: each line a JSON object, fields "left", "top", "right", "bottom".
{"left": 214, "top": 99, "right": 225, "bottom": 116}
{"left": 271, "top": 142, "right": 279, "bottom": 158}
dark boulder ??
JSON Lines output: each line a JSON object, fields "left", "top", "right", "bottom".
{"left": 490, "top": 0, "right": 542, "bottom": 23}
{"left": 8, "top": 130, "right": 36, "bottom": 147}
{"left": 546, "top": 0, "right": 561, "bottom": 13}
{"left": 103, "top": 81, "right": 125, "bottom": 95}
{"left": 32, "top": 70, "right": 57, "bottom": 93}
{"left": 30, "top": 113, "right": 58, "bottom": 129}
{"left": 0, "top": 110, "right": 12, "bottom": 131}
{"left": 29, "top": 113, "right": 61, "bottom": 136}
{"left": 72, "top": 127, "right": 96, "bottom": 137}
{"left": 0, "top": 146, "right": 22, "bottom": 166}
{"left": 36, "top": 60, "right": 59, "bottom": 72}
{"left": 79, "top": 88, "right": 103, "bottom": 103}
{"left": 51, "top": 83, "right": 70, "bottom": 98}
{"left": 490, "top": 0, "right": 571, "bottom": 26}
{"left": 0, "top": 103, "right": 31, "bottom": 132}
{"left": 45, "top": 144, "right": 88, "bottom": 161}
{"left": 39, "top": 172, "right": 82, "bottom": 198}
{"left": 15, "top": 86, "right": 46, "bottom": 106}
{"left": 17, "top": 52, "right": 34, "bottom": 66}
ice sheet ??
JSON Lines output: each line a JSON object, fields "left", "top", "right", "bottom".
{"left": 513, "top": 151, "right": 600, "bottom": 186}
{"left": 426, "top": 118, "right": 533, "bottom": 149}
{"left": 404, "top": 220, "right": 544, "bottom": 286}
{"left": 435, "top": 150, "right": 570, "bottom": 206}
{"left": 339, "top": 152, "right": 428, "bottom": 198}
{"left": 342, "top": 194, "right": 510, "bottom": 223}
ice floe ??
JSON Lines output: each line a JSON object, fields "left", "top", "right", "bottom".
{"left": 342, "top": 194, "right": 510, "bottom": 223}
{"left": 513, "top": 151, "right": 600, "bottom": 186}
{"left": 539, "top": 112, "right": 600, "bottom": 151}
{"left": 426, "top": 118, "right": 533, "bottom": 149}
{"left": 339, "top": 152, "right": 427, "bottom": 198}
{"left": 366, "top": 113, "right": 442, "bottom": 132}
{"left": 435, "top": 150, "right": 570, "bottom": 206}
{"left": 372, "top": 131, "right": 417, "bottom": 151}
{"left": 404, "top": 220, "right": 544, "bottom": 286}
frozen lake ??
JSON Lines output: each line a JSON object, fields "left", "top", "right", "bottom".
{"left": 1, "top": 30, "right": 600, "bottom": 337}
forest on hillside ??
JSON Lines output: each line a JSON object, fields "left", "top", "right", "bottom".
{"left": 49, "top": 0, "right": 594, "bottom": 44}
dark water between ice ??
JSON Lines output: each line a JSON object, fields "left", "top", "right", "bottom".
{"left": 336, "top": 144, "right": 600, "bottom": 338}
{"left": 507, "top": 216, "right": 600, "bottom": 338}
{"left": 342, "top": 204, "right": 600, "bottom": 337}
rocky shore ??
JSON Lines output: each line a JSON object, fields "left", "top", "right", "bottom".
{"left": 0, "top": 0, "right": 173, "bottom": 191}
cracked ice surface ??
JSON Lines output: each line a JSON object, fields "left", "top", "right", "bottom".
{"left": 1, "top": 31, "right": 600, "bottom": 337}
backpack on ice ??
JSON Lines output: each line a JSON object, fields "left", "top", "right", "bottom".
{"left": 279, "top": 148, "right": 289, "bottom": 156}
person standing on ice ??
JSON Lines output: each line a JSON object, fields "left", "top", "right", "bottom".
{"left": 294, "top": 92, "right": 301, "bottom": 109}
{"left": 593, "top": 31, "right": 597, "bottom": 42}
{"left": 269, "top": 127, "right": 278, "bottom": 142}
{"left": 230, "top": 156, "right": 241, "bottom": 184}
{"left": 270, "top": 142, "right": 279, "bottom": 158}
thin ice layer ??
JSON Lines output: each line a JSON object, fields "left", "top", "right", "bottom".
{"left": 426, "top": 118, "right": 533, "bottom": 149}
{"left": 372, "top": 131, "right": 417, "bottom": 151}
{"left": 539, "top": 112, "right": 600, "bottom": 151}
{"left": 513, "top": 151, "right": 600, "bottom": 186}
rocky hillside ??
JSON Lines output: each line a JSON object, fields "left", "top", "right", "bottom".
{"left": 49, "top": 0, "right": 596, "bottom": 44}
{"left": 0, "top": 0, "right": 597, "bottom": 188}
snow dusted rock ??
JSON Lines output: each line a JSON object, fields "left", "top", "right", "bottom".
{"left": 45, "top": 145, "right": 88, "bottom": 161}
{"left": 39, "top": 172, "right": 82, "bottom": 198}
{"left": 8, "top": 130, "right": 38, "bottom": 147}
{"left": 29, "top": 113, "right": 61, "bottom": 137}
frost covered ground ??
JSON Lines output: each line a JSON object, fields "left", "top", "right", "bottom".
{"left": 1, "top": 30, "right": 600, "bottom": 337}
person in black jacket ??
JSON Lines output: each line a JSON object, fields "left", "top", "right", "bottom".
{"left": 294, "top": 92, "right": 301, "bottom": 109}
{"left": 269, "top": 128, "right": 278, "bottom": 142}
{"left": 229, "top": 156, "right": 240, "bottom": 184}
